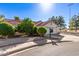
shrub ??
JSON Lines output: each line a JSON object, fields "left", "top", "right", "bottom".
{"left": 16, "top": 18, "right": 35, "bottom": 36}
{"left": 32, "top": 26, "right": 39, "bottom": 36}
{"left": 16, "top": 23, "right": 25, "bottom": 32}
{"left": 0, "top": 22, "right": 15, "bottom": 36}
{"left": 37, "top": 27, "right": 47, "bottom": 36}
{"left": 23, "top": 18, "right": 34, "bottom": 35}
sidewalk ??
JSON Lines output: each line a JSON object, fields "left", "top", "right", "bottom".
{"left": 0, "top": 39, "right": 52, "bottom": 56}
{"left": 60, "top": 34, "right": 79, "bottom": 42}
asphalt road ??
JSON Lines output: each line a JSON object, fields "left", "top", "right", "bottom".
{"left": 9, "top": 34, "right": 79, "bottom": 56}
{"left": 10, "top": 42, "right": 79, "bottom": 56}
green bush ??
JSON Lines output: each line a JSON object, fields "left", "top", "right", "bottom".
{"left": 32, "top": 26, "right": 39, "bottom": 36}
{"left": 16, "top": 18, "right": 47, "bottom": 36}
{"left": 37, "top": 27, "right": 47, "bottom": 36}
{"left": 0, "top": 22, "right": 15, "bottom": 36}
{"left": 23, "top": 18, "right": 34, "bottom": 35}
{"left": 16, "top": 23, "right": 24, "bottom": 32}
{"left": 16, "top": 18, "right": 35, "bottom": 36}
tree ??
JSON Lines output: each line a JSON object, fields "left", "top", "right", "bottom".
{"left": 14, "top": 16, "right": 20, "bottom": 21}
{"left": 0, "top": 15, "right": 5, "bottom": 22}
{"left": 69, "top": 15, "right": 79, "bottom": 30}
{"left": 50, "top": 16, "right": 58, "bottom": 25}
{"left": 49, "top": 16, "right": 66, "bottom": 30}
{"left": 69, "top": 18, "right": 75, "bottom": 30}
{"left": 33, "top": 26, "right": 39, "bottom": 36}
{"left": 23, "top": 18, "right": 34, "bottom": 35}
{"left": 16, "top": 18, "right": 35, "bottom": 36}
{"left": 57, "top": 16, "right": 66, "bottom": 30}
{"left": 76, "top": 15, "right": 79, "bottom": 29}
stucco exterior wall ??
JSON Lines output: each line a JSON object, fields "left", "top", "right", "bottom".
{"left": 44, "top": 22, "right": 60, "bottom": 35}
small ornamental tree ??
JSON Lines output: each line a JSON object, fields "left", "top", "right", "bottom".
{"left": 16, "top": 18, "right": 35, "bottom": 36}
{"left": 16, "top": 23, "right": 25, "bottom": 32}
{"left": 0, "top": 22, "right": 15, "bottom": 37}
{"left": 37, "top": 27, "right": 47, "bottom": 37}
{"left": 32, "top": 26, "right": 39, "bottom": 36}
{"left": 24, "top": 18, "right": 34, "bottom": 35}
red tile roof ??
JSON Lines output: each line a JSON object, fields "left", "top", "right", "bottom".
{"left": 34, "top": 20, "right": 56, "bottom": 26}
{"left": 34, "top": 21, "right": 50, "bottom": 26}
{"left": 5, "top": 19, "right": 55, "bottom": 26}
{"left": 5, "top": 19, "right": 21, "bottom": 25}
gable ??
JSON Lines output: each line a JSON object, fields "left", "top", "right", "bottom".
{"left": 44, "top": 21, "right": 57, "bottom": 28}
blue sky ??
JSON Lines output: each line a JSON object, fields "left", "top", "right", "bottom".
{"left": 0, "top": 3, "right": 79, "bottom": 27}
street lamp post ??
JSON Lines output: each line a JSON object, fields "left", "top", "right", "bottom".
{"left": 69, "top": 5, "right": 71, "bottom": 19}
{"left": 68, "top": 3, "right": 74, "bottom": 31}
{"left": 75, "top": 20, "right": 77, "bottom": 32}
{"left": 74, "top": 15, "right": 78, "bottom": 32}
{"left": 68, "top": 3, "right": 74, "bottom": 20}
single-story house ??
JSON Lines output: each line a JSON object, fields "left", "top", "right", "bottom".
{"left": 5, "top": 19, "right": 60, "bottom": 35}
{"left": 5, "top": 19, "right": 21, "bottom": 28}
{"left": 5, "top": 19, "right": 21, "bottom": 25}
{"left": 34, "top": 20, "right": 60, "bottom": 35}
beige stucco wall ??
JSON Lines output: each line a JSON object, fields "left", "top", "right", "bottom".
{"left": 44, "top": 22, "right": 60, "bottom": 35}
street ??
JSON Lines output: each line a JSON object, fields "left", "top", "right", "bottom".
{"left": 9, "top": 34, "right": 79, "bottom": 56}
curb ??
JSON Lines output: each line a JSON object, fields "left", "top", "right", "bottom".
{"left": 0, "top": 40, "right": 52, "bottom": 56}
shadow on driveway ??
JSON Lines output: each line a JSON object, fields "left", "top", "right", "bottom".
{"left": 33, "top": 34, "right": 73, "bottom": 46}
{"left": 33, "top": 37, "right": 47, "bottom": 46}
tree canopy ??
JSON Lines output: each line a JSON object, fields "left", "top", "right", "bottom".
{"left": 14, "top": 16, "right": 20, "bottom": 21}
{"left": 49, "top": 16, "right": 66, "bottom": 30}
{"left": 69, "top": 15, "right": 79, "bottom": 30}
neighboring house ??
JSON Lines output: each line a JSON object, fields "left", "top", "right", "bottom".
{"left": 34, "top": 20, "right": 60, "bottom": 35}
{"left": 5, "top": 19, "right": 60, "bottom": 34}
{"left": 5, "top": 19, "right": 21, "bottom": 28}
{"left": 5, "top": 19, "right": 21, "bottom": 25}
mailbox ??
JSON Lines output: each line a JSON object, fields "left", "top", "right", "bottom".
{"left": 49, "top": 28, "right": 53, "bottom": 38}
{"left": 50, "top": 28, "right": 53, "bottom": 33}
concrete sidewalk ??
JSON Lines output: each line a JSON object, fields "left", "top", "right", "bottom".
{"left": 0, "top": 39, "right": 52, "bottom": 56}
{"left": 60, "top": 34, "right": 79, "bottom": 42}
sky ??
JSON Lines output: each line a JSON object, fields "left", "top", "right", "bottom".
{"left": 0, "top": 3, "right": 79, "bottom": 27}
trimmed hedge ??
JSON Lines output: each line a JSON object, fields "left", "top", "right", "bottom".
{"left": 37, "top": 27, "right": 47, "bottom": 36}
{"left": 32, "top": 26, "right": 39, "bottom": 36}
{"left": 0, "top": 22, "right": 15, "bottom": 36}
